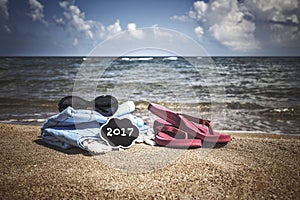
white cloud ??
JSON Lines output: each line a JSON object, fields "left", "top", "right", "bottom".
{"left": 176, "top": 0, "right": 299, "bottom": 52}
{"left": 28, "top": 0, "right": 47, "bottom": 25}
{"left": 194, "top": 26, "right": 204, "bottom": 39}
{"left": 0, "top": 0, "right": 10, "bottom": 32}
{"left": 57, "top": 1, "right": 125, "bottom": 42}
{"left": 250, "top": 0, "right": 298, "bottom": 12}
{"left": 191, "top": 1, "right": 208, "bottom": 21}
{"left": 53, "top": 16, "right": 65, "bottom": 26}
{"left": 201, "top": 0, "right": 259, "bottom": 51}
{"left": 208, "top": 1, "right": 259, "bottom": 51}
{"left": 58, "top": 1, "right": 68, "bottom": 9}
{"left": 152, "top": 24, "right": 173, "bottom": 39}
{"left": 243, "top": 0, "right": 300, "bottom": 47}
{"left": 59, "top": 1, "right": 93, "bottom": 39}
{"left": 170, "top": 15, "right": 189, "bottom": 22}
{"left": 90, "top": 27, "right": 207, "bottom": 57}
{"left": 0, "top": 0, "right": 8, "bottom": 18}
{"left": 73, "top": 38, "right": 78, "bottom": 46}
{"left": 127, "top": 23, "right": 144, "bottom": 39}
{"left": 127, "top": 23, "right": 136, "bottom": 32}
{"left": 95, "top": 23, "right": 106, "bottom": 39}
{"left": 172, "top": 1, "right": 207, "bottom": 22}
{"left": 107, "top": 19, "right": 122, "bottom": 36}
{"left": 244, "top": 0, "right": 299, "bottom": 24}
{"left": 55, "top": 1, "right": 163, "bottom": 52}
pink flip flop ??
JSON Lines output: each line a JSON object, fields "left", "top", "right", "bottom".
{"left": 154, "top": 119, "right": 202, "bottom": 148}
{"left": 148, "top": 103, "right": 231, "bottom": 143}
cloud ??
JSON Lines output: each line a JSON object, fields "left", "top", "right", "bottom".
{"left": 193, "top": 0, "right": 259, "bottom": 51}
{"left": 73, "top": 38, "right": 78, "bottom": 46}
{"left": 53, "top": 16, "right": 65, "bottom": 26}
{"left": 243, "top": 0, "right": 299, "bottom": 25}
{"left": 0, "top": 0, "right": 10, "bottom": 32}
{"left": 209, "top": 1, "right": 259, "bottom": 51}
{"left": 194, "top": 26, "right": 204, "bottom": 39}
{"left": 127, "top": 23, "right": 144, "bottom": 39}
{"left": 242, "top": 0, "right": 300, "bottom": 47}
{"left": 269, "top": 24, "right": 299, "bottom": 47}
{"left": 89, "top": 27, "right": 208, "bottom": 57}
{"left": 56, "top": 1, "right": 123, "bottom": 42}
{"left": 152, "top": 24, "right": 173, "bottom": 38}
{"left": 189, "top": 1, "right": 208, "bottom": 21}
{"left": 54, "top": 1, "right": 164, "bottom": 53}
{"left": 59, "top": 1, "right": 93, "bottom": 39}
{"left": 127, "top": 23, "right": 136, "bottom": 31}
{"left": 171, "top": 1, "right": 207, "bottom": 22}
{"left": 170, "top": 15, "right": 189, "bottom": 22}
{"left": 28, "top": 0, "right": 47, "bottom": 25}
{"left": 107, "top": 19, "right": 122, "bottom": 36}
{"left": 178, "top": 0, "right": 300, "bottom": 52}
{"left": 0, "top": 0, "right": 8, "bottom": 18}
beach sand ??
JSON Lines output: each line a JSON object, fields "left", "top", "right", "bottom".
{"left": 0, "top": 123, "right": 299, "bottom": 199}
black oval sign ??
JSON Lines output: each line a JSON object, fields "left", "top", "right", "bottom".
{"left": 100, "top": 118, "right": 139, "bottom": 148}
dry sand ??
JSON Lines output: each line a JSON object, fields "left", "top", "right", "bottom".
{"left": 0, "top": 123, "right": 299, "bottom": 199}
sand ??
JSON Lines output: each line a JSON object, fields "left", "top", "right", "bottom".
{"left": 0, "top": 123, "right": 299, "bottom": 199}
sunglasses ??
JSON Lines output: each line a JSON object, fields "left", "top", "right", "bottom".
{"left": 58, "top": 95, "right": 119, "bottom": 117}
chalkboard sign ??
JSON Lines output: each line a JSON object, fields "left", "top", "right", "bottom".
{"left": 100, "top": 118, "right": 139, "bottom": 148}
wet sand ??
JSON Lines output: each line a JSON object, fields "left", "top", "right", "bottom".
{"left": 0, "top": 123, "right": 299, "bottom": 199}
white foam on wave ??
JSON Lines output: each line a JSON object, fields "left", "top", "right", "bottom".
{"left": 0, "top": 118, "right": 46, "bottom": 123}
{"left": 121, "top": 57, "right": 153, "bottom": 61}
{"left": 273, "top": 108, "right": 294, "bottom": 113}
{"left": 163, "top": 56, "right": 178, "bottom": 61}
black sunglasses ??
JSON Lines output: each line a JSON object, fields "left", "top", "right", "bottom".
{"left": 58, "top": 95, "right": 118, "bottom": 117}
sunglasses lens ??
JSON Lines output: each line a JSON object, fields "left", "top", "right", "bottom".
{"left": 58, "top": 95, "right": 119, "bottom": 116}
{"left": 94, "top": 95, "right": 118, "bottom": 116}
{"left": 58, "top": 96, "right": 87, "bottom": 112}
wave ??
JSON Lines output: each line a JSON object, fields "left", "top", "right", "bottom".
{"left": 259, "top": 107, "right": 299, "bottom": 117}
{"left": 0, "top": 57, "right": 299, "bottom": 134}
{"left": 121, "top": 57, "right": 153, "bottom": 61}
{"left": 163, "top": 57, "right": 178, "bottom": 61}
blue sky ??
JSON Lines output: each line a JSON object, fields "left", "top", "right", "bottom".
{"left": 0, "top": 0, "right": 299, "bottom": 56}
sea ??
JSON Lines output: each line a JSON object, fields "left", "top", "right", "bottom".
{"left": 0, "top": 56, "right": 299, "bottom": 135}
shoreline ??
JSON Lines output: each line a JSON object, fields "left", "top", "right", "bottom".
{"left": 0, "top": 123, "right": 299, "bottom": 199}
{"left": 218, "top": 130, "right": 300, "bottom": 137}
{"left": 1, "top": 122, "right": 299, "bottom": 137}
{"left": 0, "top": 97, "right": 299, "bottom": 135}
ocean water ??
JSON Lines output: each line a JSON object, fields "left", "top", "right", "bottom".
{"left": 0, "top": 56, "right": 299, "bottom": 134}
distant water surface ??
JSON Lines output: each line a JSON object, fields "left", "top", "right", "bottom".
{"left": 0, "top": 57, "right": 299, "bottom": 134}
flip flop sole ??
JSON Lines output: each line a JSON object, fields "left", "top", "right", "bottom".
{"left": 155, "top": 128, "right": 202, "bottom": 148}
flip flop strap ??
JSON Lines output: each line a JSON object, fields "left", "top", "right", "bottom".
{"left": 148, "top": 103, "right": 215, "bottom": 135}
{"left": 148, "top": 103, "right": 212, "bottom": 126}
{"left": 180, "top": 113, "right": 211, "bottom": 126}
{"left": 180, "top": 114, "right": 214, "bottom": 135}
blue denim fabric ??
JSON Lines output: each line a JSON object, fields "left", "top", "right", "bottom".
{"left": 41, "top": 101, "right": 148, "bottom": 150}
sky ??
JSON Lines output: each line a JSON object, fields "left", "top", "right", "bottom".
{"left": 0, "top": 0, "right": 299, "bottom": 56}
